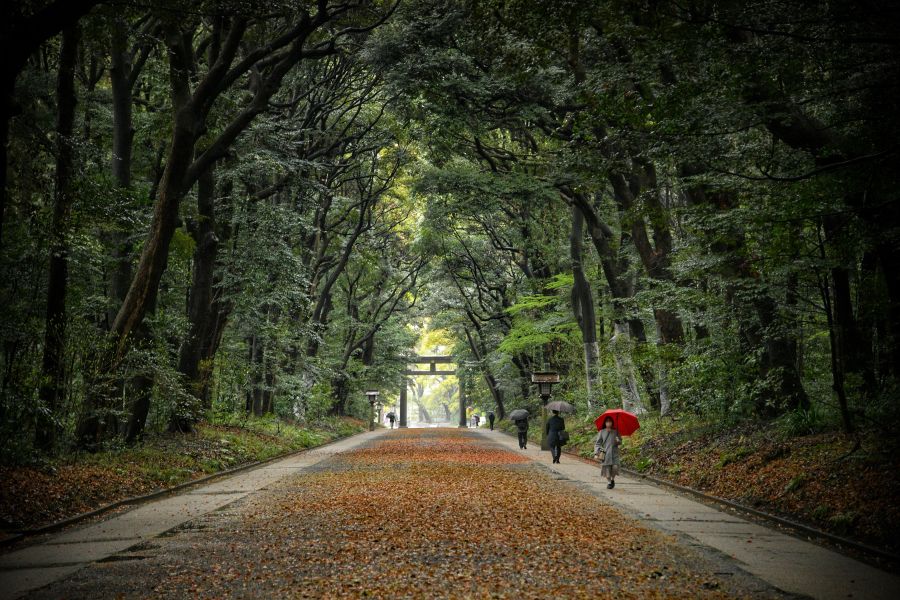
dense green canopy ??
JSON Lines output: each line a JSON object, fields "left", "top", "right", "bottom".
{"left": 1, "top": 0, "right": 897, "bottom": 456}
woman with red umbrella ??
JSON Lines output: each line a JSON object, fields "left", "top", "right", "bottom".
{"left": 592, "top": 409, "right": 639, "bottom": 489}
{"left": 593, "top": 416, "right": 622, "bottom": 488}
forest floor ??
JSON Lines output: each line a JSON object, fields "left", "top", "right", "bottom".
{"left": 22, "top": 428, "right": 789, "bottom": 599}
{"left": 553, "top": 415, "right": 900, "bottom": 555}
{"left": 0, "top": 416, "right": 364, "bottom": 540}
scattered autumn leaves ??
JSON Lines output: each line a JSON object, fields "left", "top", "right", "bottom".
{"left": 0, "top": 422, "right": 360, "bottom": 537}
{"left": 615, "top": 423, "right": 900, "bottom": 552}
{"left": 50, "top": 429, "right": 775, "bottom": 599}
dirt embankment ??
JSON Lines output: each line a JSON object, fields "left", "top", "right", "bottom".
{"left": 611, "top": 421, "right": 900, "bottom": 554}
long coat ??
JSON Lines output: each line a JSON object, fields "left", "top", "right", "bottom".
{"left": 546, "top": 415, "right": 565, "bottom": 447}
{"left": 594, "top": 428, "right": 622, "bottom": 476}
{"left": 514, "top": 418, "right": 529, "bottom": 433}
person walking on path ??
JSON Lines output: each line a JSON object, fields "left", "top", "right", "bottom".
{"left": 594, "top": 416, "right": 622, "bottom": 488}
{"left": 488, "top": 411, "right": 495, "bottom": 430}
{"left": 546, "top": 410, "right": 565, "bottom": 464}
{"left": 387, "top": 413, "right": 396, "bottom": 429}
{"left": 514, "top": 417, "right": 529, "bottom": 449}
{"left": 473, "top": 414, "right": 481, "bottom": 428}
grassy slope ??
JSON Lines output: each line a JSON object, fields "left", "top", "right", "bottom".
{"left": 499, "top": 415, "right": 900, "bottom": 553}
{"left": 0, "top": 416, "right": 365, "bottom": 534}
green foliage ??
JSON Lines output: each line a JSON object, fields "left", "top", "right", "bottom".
{"left": 777, "top": 407, "right": 827, "bottom": 437}
{"left": 717, "top": 448, "right": 753, "bottom": 469}
{"left": 827, "top": 511, "right": 859, "bottom": 536}
{"left": 633, "top": 457, "right": 655, "bottom": 473}
{"left": 784, "top": 474, "right": 808, "bottom": 495}
{"left": 2, "top": 0, "right": 899, "bottom": 467}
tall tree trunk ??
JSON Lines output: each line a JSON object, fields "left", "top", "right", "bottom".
{"left": 608, "top": 167, "right": 685, "bottom": 346}
{"left": 511, "top": 355, "right": 533, "bottom": 403}
{"left": 1, "top": 0, "right": 101, "bottom": 250}
{"left": 817, "top": 233, "right": 853, "bottom": 433}
{"left": 76, "top": 45, "right": 197, "bottom": 447}
{"left": 330, "top": 373, "right": 349, "bottom": 416}
{"left": 262, "top": 362, "right": 275, "bottom": 415}
{"left": 173, "top": 165, "right": 218, "bottom": 431}
{"left": 738, "top": 52, "right": 899, "bottom": 387}
{"left": 609, "top": 165, "right": 684, "bottom": 415}
{"left": 108, "top": 17, "right": 157, "bottom": 446}
{"left": 77, "top": 14, "right": 323, "bottom": 447}
{"left": 875, "top": 240, "right": 900, "bottom": 377}
{"left": 611, "top": 322, "right": 645, "bottom": 413}
{"left": 0, "top": 90, "right": 9, "bottom": 250}
{"left": 107, "top": 16, "right": 135, "bottom": 328}
{"left": 415, "top": 400, "right": 432, "bottom": 423}
{"left": 569, "top": 205, "right": 599, "bottom": 410}
{"left": 681, "top": 170, "right": 808, "bottom": 416}
{"left": 247, "top": 334, "right": 268, "bottom": 416}
{"left": 822, "top": 215, "right": 877, "bottom": 400}
{"left": 35, "top": 25, "right": 79, "bottom": 451}
{"left": 463, "top": 323, "right": 506, "bottom": 419}
{"left": 306, "top": 198, "right": 371, "bottom": 357}
{"left": 123, "top": 312, "right": 155, "bottom": 444}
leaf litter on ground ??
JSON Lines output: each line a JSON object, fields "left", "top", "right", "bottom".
{"left": 29, "top": 428, "right": 788, "bottom": 599}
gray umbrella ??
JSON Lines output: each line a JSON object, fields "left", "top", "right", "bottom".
{"left": 545, "top": 400, "right": 575, "bottom": 413}
{"left": 508, "top": 409, "right": 529, "bottom": 420}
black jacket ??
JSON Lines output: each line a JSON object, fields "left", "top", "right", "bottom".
{"left": 514, "top": 418, "right": 529, "bottom": 433}
{"left": 546, "top": 415, "right": 565, "bottom": 446}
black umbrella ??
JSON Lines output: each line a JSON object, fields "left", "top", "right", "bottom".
{"left": 508, "top": 409, "right": 530, "bottom": 420}
{"left": 545, "top": 400, "right": 575, "bottom": 413}
{"left": 386, "top": 411, "right": 396, "bottom": 418}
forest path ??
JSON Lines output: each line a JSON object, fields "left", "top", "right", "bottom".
{"left": 0, "top": 430, "right": 389, "bottom": 599}
{"left": 479, "top": 428, "right": 900, "bottom": 600}
{"left": 0, "top": 428, "right": 895, "bottom": 598}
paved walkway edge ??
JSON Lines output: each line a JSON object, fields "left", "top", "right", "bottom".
{"left": 482, "top": 427, "right": 900, "bottom": 600}
{"left": 0, "top": 430, "right": 388, "bottom": 600}
{"left": 619, "top": 465, "right": 900, "bottom": 565}
{"left": 1, "top": 428, "right": 369, "bottom": 549}
{"left": 495, "top": 427, "right": 899, "bottom": 569}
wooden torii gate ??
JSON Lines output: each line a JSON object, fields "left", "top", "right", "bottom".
{"left": 399, "top": 356, "right": 466, "bottom": 428}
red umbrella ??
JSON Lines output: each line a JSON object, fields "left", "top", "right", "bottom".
{"left": 594, "top": 409, "right": 640, "bottom": 436}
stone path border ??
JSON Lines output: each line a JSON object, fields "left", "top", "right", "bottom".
{"left": 492, "top": 426, "right": 899, "bottom": 566}
{"left": 1, "top": 429, "right": 369, "bottom": 549}
{"left": 0, "top": 430, "right": 388, "bottom": 600}
{"left": 621, "top": 465, "right": 900, "bottom": 564}
{"left": 477, "top": 428, "right": 900, "bottom": 600}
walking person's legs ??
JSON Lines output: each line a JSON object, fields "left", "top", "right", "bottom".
{"left": 603, "top": 465, "right": 616, "bottom": 488}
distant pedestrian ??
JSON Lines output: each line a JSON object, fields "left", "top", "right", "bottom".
{"left": 488, "top": 411, "right": 495, "bottom": 430}
{"left": 387, "top": 413, "right": 396, "bottom": 429}
{"left": 594, "top": 416, "right": 622, "bottom": 489}
{"left": 473, "top": 414, "right": 481, "bottom": 428}
{"left": 514, "top": 417, "right": 529, "bottom": 449}
{"left": 546, "top": 410, "right": 565, "bottom": 464}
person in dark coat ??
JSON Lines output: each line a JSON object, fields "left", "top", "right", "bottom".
{"left": 514, "top": 417, "right": 529, "bottom": 449}
{"left": 487, "top": 411, "right": 495, "bottom": 430}
{"left": 387, "top": 413, "right": 396, "bottom": 429}
{"left": 546, "top": 410, "right": 565, "bottom": 463}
